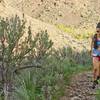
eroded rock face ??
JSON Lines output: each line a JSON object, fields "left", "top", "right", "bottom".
{"left": 0, "top": 0, "right": 94, "bottom": 50}
{"left": 2, "top": 0, "right": 100, "bottom": 28}
{"left": 0, "top": 0, "right": 4, "bottom": 4}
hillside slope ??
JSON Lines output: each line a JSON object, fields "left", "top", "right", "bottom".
{"left": 3, "top": 0, "right": 100, "bottom": 28}
{"left": 0, "top": 0, "right": 89, "bottom": 51}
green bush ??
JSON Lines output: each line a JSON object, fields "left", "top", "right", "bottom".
{"left": 14, "top": 47, "right": 91, "bottom": 100}
{"left": 96, "top": 81, "right": 100, "bottom": 100}
{"left": 0, "top": 15, "right": 53, "bottom": 100}
{"left": 0, "top": 15, "right": 91, "bottom": 100}
{"left": 96, "top": 89, "right": 100, "bottom": 100}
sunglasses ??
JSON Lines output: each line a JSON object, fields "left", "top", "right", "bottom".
{"left": 97, "top": 30, "right": 100, "bottom": 33}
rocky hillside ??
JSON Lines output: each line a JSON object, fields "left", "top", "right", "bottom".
{"left": 0, "top": 0, "right": 91, "bottom": 51}
{"left": 3, "top": 0, "right": 100, "bottom": 28}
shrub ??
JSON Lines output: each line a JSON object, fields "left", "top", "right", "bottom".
{"left": 0, "top": 15, "right": 53, "bottom": 100}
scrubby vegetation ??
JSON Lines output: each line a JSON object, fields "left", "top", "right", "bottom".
{"left": 12, "top": 47, "right": 91, "bottom": 100}
{"left": 96, "top": 90, "right": 100, "bottom": 100}
{"left": 96, "top": 81, "right": 100, "bottom": 100}
{"left": 0, "top": 16, "right": 91, "bottom": 100}
{"left": 56, "top": 24, "right": 94, "bottom": 40}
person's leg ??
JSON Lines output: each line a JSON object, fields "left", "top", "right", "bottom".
{"left": 98, "top": 58, "right": 100, "bottom": 79}
{"left": 92, "top": 57, "right": 99, "bottom": 89}
{"left": 98, "top": 64, "right": 100, "bottom": 79}
{"left": 95, "top": 57, "right": 100, "bottom": 80}
{"left": 93, "top": 57, "right": 99, "bottom": 81}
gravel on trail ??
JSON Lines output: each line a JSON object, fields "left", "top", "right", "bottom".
{"left": 60, "top": 72, "right": 100, "bottom": 100}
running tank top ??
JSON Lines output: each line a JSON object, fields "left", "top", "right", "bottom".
{"left": 93, "top": 39, "right": 100, "bottom": 56}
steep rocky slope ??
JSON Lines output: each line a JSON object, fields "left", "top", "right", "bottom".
{"left": 3, "top": 0, "right": 100, "bottom": 28}
{"left": 0, "top": 0, "right": 90, "bottom": 51}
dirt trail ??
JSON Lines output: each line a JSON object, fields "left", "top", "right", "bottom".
{"left": 60, "top": 72, "right": 100, "bottom": 100}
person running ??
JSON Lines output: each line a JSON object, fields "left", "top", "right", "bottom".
{"left": 91, "top": 22, "right": 100, "bottom": 89}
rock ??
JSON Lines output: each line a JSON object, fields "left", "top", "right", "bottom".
{"left": 71, "top": 96, "right": 81, "bottom": 100}
{"left": 60, "top": 72, "right": 97, "bottom": 100}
